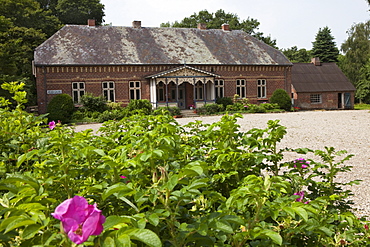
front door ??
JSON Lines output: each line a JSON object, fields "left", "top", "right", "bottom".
{"left": 178, "top": 85, "right": 186, "bottom": 109}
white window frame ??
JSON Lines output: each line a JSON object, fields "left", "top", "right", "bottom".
{"left": 129, "top": 81, "right": 141, "bottom": 100}
{"left": 257, "top": 79, "right": 266, "bottom": 98}
{"left": 72, "top": 82, "right": 85, "bottom": 103}
{"left": 215, "top": 79, "right": 224, "bottom": 98}
{"left": 236, "top": 79, "right": 246, "bottom": 98}
{"left": 310, "top": 94, "right": 322, "bottom": 104}
{"left": 102, "top": 81, "right": 115, "bottom": 102}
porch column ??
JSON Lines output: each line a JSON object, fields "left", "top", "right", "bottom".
{"left": 150, "top": 79, "right": 157, "bottom": 108}
{"left": 165, "top": 78, "right": 168, "bottom": 106}
{"left": 193, "top": 78, "right": 196, "bottom": 106}
{"left": 203, "top": 77, "right": 206, "bottom": 104}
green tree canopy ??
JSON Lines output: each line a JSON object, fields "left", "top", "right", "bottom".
{"left": 340, "top": 21, "right": 370, "bottom": 102}
{"left": 311, "top": 26, "right": 339, "bottom": 63}
{"left": 161, "top": 9, "right": 278, "bottom": 48}
{"left": 281, "top": 46, "right": 311, "bottom": 63}
{"left": 55, "top": 0, "right": 105, "bottom": 25}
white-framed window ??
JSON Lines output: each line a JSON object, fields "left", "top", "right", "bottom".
{"left": 236, "top": 79, "right": 246, "bottom": 98}
{"left": 215, "top": 79, "right": 224, "bottom": 98}
{"left": 102, "top": 81, "right": 115, "bottom": 102}
{"left": 195, "top": 81, "right": 203, "bottom": 100}
{"left": 72, "top": 82, "right": 85, "bottom": 103}
{"left": 129, "top": 81, "right": 141, "bottom": 100}
{"left": 310, "top": 94, "right": 322, "bottom": 103}
{"left": 257, "top": 79, "right": 266, "bottom": 98}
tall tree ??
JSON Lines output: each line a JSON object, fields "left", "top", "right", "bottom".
{"left": 161, "top": 9, "right": 278, "bottom": 48}
{"left": 55, "top": 0, "right": 105, "bottom": 25}
{"left": 340, "top": 21, "right": 370, "bottom": 102}
{"left": 311, "top": 26, "right": 339, "bottom": 63}
{"left": 282, "top": 46, "right": 311, "bottom": 63}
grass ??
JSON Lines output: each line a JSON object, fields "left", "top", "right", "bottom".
{"left": 354, "top": 103, "right": 370, "bottom": 110}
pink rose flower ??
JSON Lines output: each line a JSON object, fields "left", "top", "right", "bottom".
{"left": 52, "top": 196, "right": 105, "bottom": 244}
{"left": 48, "top": 121, "right": 56, "bottom": 130}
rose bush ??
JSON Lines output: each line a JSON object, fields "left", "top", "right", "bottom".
{"left": 0, "top": 82, "right": 369, "bottom": 246}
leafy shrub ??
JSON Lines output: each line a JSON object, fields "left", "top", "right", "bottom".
{"left": 126, "top": 99, "right": 152, "bottom": 115}
{"left": 80, "top": 93, "right": 108, "bottom": 112}
{"left": 2, "top": 82, "right": 370, "bottom": 246}
{"left": 107, "top": 101, "right": 123, "bottom": 110}
{"left": 98, "top": 109, "right": 129, "bottom": 122}
{"left": 216, "top": 97, "right": 233, "bottom": 108}
{"left": 198, "top": 103, "right": 223, "bottom": 115}
{"left": 47, "top": 93, "right": 75, "bottom": 123}
{"left": 226, "top": 102, "right": 246, "bottom": 111}
{"left": 270, "top": 88, "right": 292, "bottom": 111}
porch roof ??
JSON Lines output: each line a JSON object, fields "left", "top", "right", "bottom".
{"left": 146, "top": 65, "right": 220, "bottom": 79}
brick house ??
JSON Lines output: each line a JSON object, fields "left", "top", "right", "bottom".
{"left": 291, "top": 58, "right": 356, "bottom": 110}
{"left": 33, "top": 20, "right": 292, "bottom": 114}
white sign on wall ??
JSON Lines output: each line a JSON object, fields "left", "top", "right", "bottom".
{"left": 47, "top": 90, "right": 62, "bottom": 94}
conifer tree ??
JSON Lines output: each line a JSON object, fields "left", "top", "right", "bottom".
{"left": 311, "top": 26, "right": 339, "bottom": 63}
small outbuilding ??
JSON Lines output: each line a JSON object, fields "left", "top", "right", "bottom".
{"left": 291, "top": 58, "right": 356, "bottom": 110}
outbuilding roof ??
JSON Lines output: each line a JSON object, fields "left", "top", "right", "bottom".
{"left": 34, "top": 24, "right": 291, "bottom": 66}
{"left": 292, "top": 63, "right": 356, "bottom": 93}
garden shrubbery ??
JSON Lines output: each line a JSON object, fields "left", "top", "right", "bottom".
{"left": 270, "top": 88, "right": 292, "bottom": 111}
{"left": 2, "top": 82, "right": 369, "bottom": 246}
{"left": 46, "top": 93, "right": 75, "bottom": 123}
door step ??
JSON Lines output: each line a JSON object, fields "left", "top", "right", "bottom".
{"left": 180, "top": 110, "right": 199, "bottom": 118}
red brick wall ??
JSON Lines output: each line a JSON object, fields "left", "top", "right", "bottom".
{"left": 35, "top": 64, "right": 292, "bottom": 113}
{"left": 294, "top": 91, "right": 355, "bottom": 110}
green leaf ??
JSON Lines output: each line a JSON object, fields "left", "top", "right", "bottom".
{"left": 104, "top": 216, "right": 131, "bottom": 230}
{"left": 94, "top": 149, "right": 106, "bottom": 156}
{"left": 103, "top": 236, "right": 116, "bottom": 247}
{"left": 102, "top": 183, "right": 130, "bottom": 201}
{"left": 215, "top": 221, "right": 233, "bottom": 234}
{"left": 2, "top": 216, "right": 35, "bottom": 233}
{"left": 2, "top": 174, "right": 40, "bottom": 192}
{"left": 147, "top": 213, "right": 159, "bottom": 226}
{"left": 21, "top": 224, "right": 42, "bottom": 239}
{"left": 292, "top": 206, "right": 308, "bottom": 222}
{"left": 116, "top": 234, "right": 131, "bottom": 247}
{"left": 126, "top": 229, "right": 162, "bottom": 247}
{"left": 261, "top": 229, "right": 282, "bottom": 245}
{"left": 283, "top": 206, "right": 295, "bottom": 218}
{"left": 317, "top": 226, "right": 333, "bottom": 237}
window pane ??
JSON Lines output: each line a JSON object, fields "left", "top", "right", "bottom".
{"left": 109, "top": 82, "right": 114, "bottom": 88}
{"left": 220, "top": 88, "right": 224, "bottom": 98}
{"left": 110, "top": 90, "right": 114, "bottom": 102}
{"left": 136, "top": 81, "right": 140, "bottom": 87}
{"left": 103, "top": 90, "right": 108, "bottom": 99}
{"left": 80, "top": 83, "right": 84, "bottom": 89}
{"left": 103, "top": 82, "right": 107, "bottom": 88}
{"left": 130, "top": 89, "right": 135, "bottom": 99}
{"left": 136, "top": 89, "right": 140, "bottom": 99}
{"left": 130, "top": 81, "right": 134, "bottom": 88}
{"left": 73, "top": 91, "right": 78, "bottom": 102}
{"left": 73, "top": 83, "right": 78, "bottom": 89}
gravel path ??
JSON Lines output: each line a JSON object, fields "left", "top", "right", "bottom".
{"left": 74, "top": 110, "right": 370, "bottom": 216}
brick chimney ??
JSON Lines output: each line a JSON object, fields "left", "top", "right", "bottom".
{"left": 132, "top": 21, "right": 141, "bottom": 28}
{"left": 197, "top": 23, "right": 207, "bottom": 30}
{"left": 311, "top": 57, "right": 321, "bottom": 66}
{"left": 222, "top": 23, "right": 230, "bottom": 31}
{"left": 87, "top": 19, "right": 96, "bottom": 27}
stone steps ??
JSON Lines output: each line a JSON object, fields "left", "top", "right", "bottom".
{"left": 180, "top": 110, "right": 200, "bottom": 118}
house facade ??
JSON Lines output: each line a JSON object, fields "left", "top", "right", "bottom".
{"left": 33, "top": 20, "right": 292, "bottom": 114}
{"left": 291, "top": 58, "right": 356, "bottom": 110}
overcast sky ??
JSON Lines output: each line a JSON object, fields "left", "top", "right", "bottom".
{"left": 100, "top": 0, "right": 369, "bottom": 50}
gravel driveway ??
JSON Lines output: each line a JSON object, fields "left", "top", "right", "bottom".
{"left": 74, "top": 110, "right": 370, "bottom": 216}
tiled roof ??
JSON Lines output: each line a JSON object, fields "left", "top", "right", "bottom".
{"left": 292, "top": 63, "right": 356, "bottom": 92}
{"left": 34, "top": 25, "right": 292, "bottom": 66}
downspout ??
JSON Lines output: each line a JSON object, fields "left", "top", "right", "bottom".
{"left": 43, "top": 66, "right": 47, "bottom": 113}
